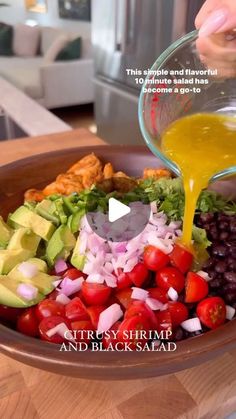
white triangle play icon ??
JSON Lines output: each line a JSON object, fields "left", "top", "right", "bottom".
{"left": 108, "top": 198, "right": 131, "bottom": 223}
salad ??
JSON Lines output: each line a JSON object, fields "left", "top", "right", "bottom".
{"left": 0, "top": 153, "right": 235, "bottom": 350}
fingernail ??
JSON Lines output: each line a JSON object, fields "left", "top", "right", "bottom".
{"left": 198, "top": 9, "right": 228, "bottom": 37}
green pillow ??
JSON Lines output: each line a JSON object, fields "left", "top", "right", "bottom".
{"left": 0, "top": 25, "right": 13, "bottom": 56}
{"left": 56, "top": 37, "right": 82, "bottom": 61}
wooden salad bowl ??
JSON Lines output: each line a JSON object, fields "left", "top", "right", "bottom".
{"left": 0, "top": 145, "right": 235, "bottom": 380}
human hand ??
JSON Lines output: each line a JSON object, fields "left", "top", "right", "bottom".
{"left": 195, "top": 0, "right": 236, "bottom": 77}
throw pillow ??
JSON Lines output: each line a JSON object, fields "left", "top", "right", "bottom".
{"left": 0, "top": 24, "right": 13, "bottom": 56}
{"left": 13, "top": 24, "right": 40, "bottom": 57}
{"left": 56, "top": 37, "right": 82, "bottom": 61}
{"left": 44, "top": 35, "right": 69, "bottom": 62}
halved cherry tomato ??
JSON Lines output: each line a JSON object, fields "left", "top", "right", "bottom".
{"left": 71, "top": 320, "right": 94, "bottom": 344}
{"left": 196, "top": 297, "right": 226, "bottom": 329}
{"left": 147, "top": 287, "right": 168, "bottom": 304}
{"left": 156, "top": 309, "right": 172, "bottom": 333}
{"left": 118, "top": 314, "right": 150, "bottom": 350}
{"left": 0, "top": 305, "right": 22, "bottom": 324}
{"left": 168, "top": 301, "right": 188, "bottom": 328}
{"left": 63, "top": 268, "right": 87, "bottom": 280}
{"left": 169, "top": 243, "right": 193, "bottom": 273}
{"left": 125, "top": 300, "right": 158, "bottom": 330}
{"left": 143, "top": 245, "right": 170, "bottom": 271}
{"left": 81, "top": 282, "right": 111, "bottom": 306}
{"left": 185, "top": 272, "right": 209, "bottom": 303}
{"left": 35, "top": 299, "right": 65, "bottom": 321}
{"left": 65, "top": 297, "right": 89, "bottom": 322}
{"left": 156, "top": 267, "right": 185, "bottom": 293}
{"left": 115, "top": 288, "right": 132, "bottom": 310}
{"left": 39, "top": 315, "right": 70, "bottom": 344}
{"left": 116, "top": 268, "right": 133, "bottom": 289}
{"left": 128, "top": 262, "right": 149, "bottom": 287}
{"left": 102, "top": 321, "right": 121, "bottom": 349}
{"left": 17, "top": 308, "right": 39, "bottom": 337}
{"left": 87, "top": 305, "right": 106, "bottom": 328}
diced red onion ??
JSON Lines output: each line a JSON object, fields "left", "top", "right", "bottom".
{"left": 86, "top": 273, "right": 104, "bottom": 284}
{"left": 145, "top": 297, "right": 164, "bottom": 311}
{"left": 97, "top": 303, "right": 123, "bottom": 333}
{"left": 17, "top": 283, "right": 38, "bottom": 300}
{"left": 55, "top": 259, "right": 68, "bottom": 274}
{"left": 181, "top": 318, "right": 202, "bottom": 332}
{"left": 56, "top": 294, "right": 71, "bottom": 305}
{"left": 59, "top": 277, "right": 84, "bottom": 296}
{"left": 167, "top": 287, "right": 178, "bottom": 301}
{"left": 53, "top": 279, "right": 62, "bottom": 288}
{"left": 46, "top": 322, "right": 75, "bottom": 341}
{"left": 226, "top": 305, "right": 236, "bottom": 320}
{"left": 131, "top": 287, "right": 149, "bottom": 301}
{"left": 17, "top": 262, "right": 38, "bottom": 279}
{"left": 197, "top": 270, "right": 211, "bottom": 282}
{"left": 104, "top": 274, "right": 117, "bottom": 288}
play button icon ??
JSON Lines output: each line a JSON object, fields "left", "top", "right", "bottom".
{"left": 108, "top": 198, "right": 131, "bottom": 222}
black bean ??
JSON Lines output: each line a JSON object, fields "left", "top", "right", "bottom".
{"left": 223, "top": 283, "right": 236, "bottom": 292}
{"left": 230, "top": 220, "right": 236, "bottom": 234}
{"left": 173, "top": 327, "right": 184, "bottom": 341}
{"left": 223, "top": 291, "right": 236, "bottom": 304}
{"left": 219, "top": 221, "right": 229, "bottom": 230}
{"left": 202, "top": 258, "right": 215, "bottom": 270}
{"left": 215, "top": 261, "right": 227, "bottom": 273}
{"left": 209, "top": 277, "right": 224, "bottom": 289}
{"left": 220, "top": 231, "right": 229, "bottom": 240}
{"left": 200, "top": 213, "right": 214, "bottom": 223}
{"left": 229, "top": 246, "right": 236, "bottom": 258}
{"left": 207, "top": 270, "right": 217, "bottom": 280}
{"left": 228, "top": 259, "right": 236, "bottom": 271}
{"left": 217, "top": 213, "right": 229, "bottom": 222}
{"left": 224, "top": 272, "right": 236, "bottom": 283}
{"left": 212, "top": 244, "right": 227, "bottom": 258}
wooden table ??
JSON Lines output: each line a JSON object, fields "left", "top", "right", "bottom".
{"left": 0, "top": 129, "right": 236, "bottom": 419}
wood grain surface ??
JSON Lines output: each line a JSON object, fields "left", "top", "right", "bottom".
{"left": 0, "top": 129, "right": 236, "bottom": 419}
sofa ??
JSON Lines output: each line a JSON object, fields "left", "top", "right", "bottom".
{"left": 0, "top": 25, "right": 94, "bottom": 109}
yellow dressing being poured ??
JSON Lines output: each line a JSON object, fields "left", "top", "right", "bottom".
{"left": 161, "top": 113, "right": 236, "bottom": 249}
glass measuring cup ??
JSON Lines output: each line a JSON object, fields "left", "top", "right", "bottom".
{"left": 138, "top": 30, "right": 236, "bottom": 181}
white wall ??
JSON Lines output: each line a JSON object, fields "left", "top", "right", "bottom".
{"left": 0, "top": 0, "right": 91, "bottom": 38}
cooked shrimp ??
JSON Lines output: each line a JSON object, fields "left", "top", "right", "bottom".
{"left": 103, "top": 163, "right": 114, "bottom": 179}
{"left": 143, "top": 168, "right": 171, "bottom": 179}
{"left": 68, "top": 153, "right": 103, "bottom": 176}
{"left": 24, "top": 189, "right": 45, "bottom": 202}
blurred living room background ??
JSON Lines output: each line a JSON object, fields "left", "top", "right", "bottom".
{"left": 0, "top": 0, "right": 205, "bottom": 144}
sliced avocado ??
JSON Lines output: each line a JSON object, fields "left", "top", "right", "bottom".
{"left": 36, "top": 200, "right": 60, "bottom": 225}
{"left": 8, "top": 270, "right": 55, "bottom": 295}
{"left": 9, "top": 258, "right": 48, "bottom": 276}
{"left": 0, "top": 249, "right": 33, "bottom": 275}
{"left": 7, "top": 228, "right": 41, "bottom": 254}
{"left": 46, "top": 225, "right": 76, "bottom": 266}
{"left": 71, "top": 237, "right": 86, "bottom": 270}
{"left": 69, "top": 209, "right": 85, "bottom": 234}
{"left": 10, "top": 206, "right": 56, "bottom": 241}
{"left": 0, "top": 275, "right": 44, "bottom": 308}
{"left": 0, "top": 216, "right": 12, "bottom": 248}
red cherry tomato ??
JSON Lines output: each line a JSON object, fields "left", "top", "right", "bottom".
{"left": 185, "top": 272, "right": 209, "bottom": 303}
{"left": 0, "top": 305, "right": 22, "bottom": 324}
{"left": 156, "top": 309, "right": 172, "bottom": 333}
{"left": 17, "top": 308, "right": 39, "bottom": 337}
{"left": 196, "top": 297, "right": 226, "bottom": 329}
{"left": 102, "top": 321, "right": 121, "bottom": 349}
{"left": 143, "top": 245, "right": 170, "bottom": 271}
{"left": 116, "top": 268, "right": 133, "bottom": 289}
{"left": 81, "top": 282, "right": 111, "bottom": 306}
{"left": 169, "top": 244, "right": 193, "bottom": 273}
{"left": 147, "top": 287, "right": 168, "bottom": 304}
{"left": 116, "top": 288, "right": 132, "bottom": 310}
{"left": 128, "top": 262, "right": 149, "bottom": 287}
{"left": 125, "top": 300, "right": 158, "bottom": 330}
{"left": 35, "top": 299, "right": 65, "bottom": 321}
{"left": 87, "top": 305, "right": 106, "bottom": 328}
{"left": 71, "top": 320, "right": 94, "bottom": 344}
{"left": 168, "top": 301, "right": 188, "bottom": 328}
{"left": 118, "top": 314, "right": 150, "bottom": 350}
{"left": 39, "top": 315, "right": 70, "bottom": 344}
{"left": 63, "top": 268, "right": 87, "bottom": 280}
{"left": 48, "top": 289, "right": 60, "bottom": 300}
{"left": 156, "top": 267, "right": 185, "bottom": 293}
{"left": 65, "top": 297, "right": 89, "bottom": 322}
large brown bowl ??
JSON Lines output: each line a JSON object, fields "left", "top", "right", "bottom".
{"left": 0, "top": 145, "right": 235, "bottom": 380}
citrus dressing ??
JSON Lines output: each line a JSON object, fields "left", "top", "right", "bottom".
{"left": 161, "top": 113, "right": 236, "bottom": 249}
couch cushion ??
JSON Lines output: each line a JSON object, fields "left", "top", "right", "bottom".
{"left": 0, "top": 57, "right": 43, "bottom": 99}
{"left": 41, "top": 27, "right": 67, "bottom": 55}
{"left": 0, "top": 24, "right": 13, "bottom": 56}
{"left": 13, "top": 24, "right": 41, "bottom": 57}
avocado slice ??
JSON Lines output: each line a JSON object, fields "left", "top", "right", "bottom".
{"left": 10, "top": 206, "right": 56, "bottom": 241}
{"left": 36, "top": 200, "right": 60, "bottom": 226}
{"left": 0, "top": 216, "right": 12, "bottom": 248}
{"left": 7, "top": 228, "right": 41, "bottom": 254}
{"left": 0, "top": 249, "right": 33, "bottom": 275}
{"left": 0, "top": 275, "right": 44, "bottom": 308}
{"left": 9, "top": 257, "right": 48, "bottom": 276}
{"left": 8, "top": 269, "right": 55, "bottom": 296}
{"left": 46, "top": 225, "right": 76, "bottom": 266}
{"left": 71, "top": 237, "right": 86, "bottom": 270}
